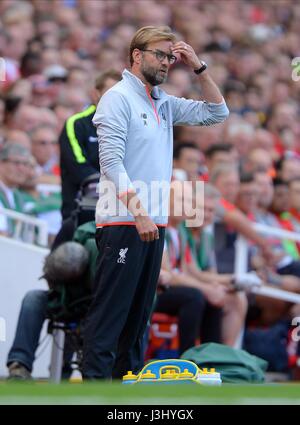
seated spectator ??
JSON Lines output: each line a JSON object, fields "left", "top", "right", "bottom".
{"left": 173, "top": 142, "right": 204, "bottom": 182}
{"left": 251, "top": 129, "right": 278, "bottom": 162}
{"left": 237, "top": 173, "right": 299, "bottom": 267}
{"left": 174, "top": 123, "right": 224, "bottom": 153}
{"left": 274, "top": 178, "right": 300, "bottom": 258}
{"left": 236, "top": 174, "right": 300, "bottom": 334}
{"left": 225, "top": 121, "right": 255, "bottom": 158}
{"left": 0, "top": 144, "right": 31, "bottom": 236}
{"left": 155, "top": 181, "right": 247, "bottom": 352}
{"left": 156, "top": 181, "right": 224, "bottom": 354}
{"left": 30, "top": 124, "right": 60, "bottom": 185}
{"left": 275, "top": 153, "right": 300, "bottom": 183}
{"left": 210, "top": 163, "right": 274, "bottom": 272}
{"left": 237, "top": 171, "right": 300, "bottom": 284}
{"left": 18, "top": 155, "right": 62, "bottom": 244}
{"left": 270, "top": 178, "right": 290, "bottom": 220}
{"left": 253, "top": 171, "right": 300, "bottom": 276}
{"left": 179, "top": 182, "right": 248, "bottom": 346}
{"left": 242, "top": 147, "right": 275, "bottom": 177}
{"left": 4, "top": 129, "right": 31, "bottom": 150}
{"left": 285, "top": 179, "right": 300, "bottom": 234}
{"left": 5, "top": 103, "right": 41, "bottom": 133}
{"left": 204, "top": 143, "right": 237, "bottom": 174}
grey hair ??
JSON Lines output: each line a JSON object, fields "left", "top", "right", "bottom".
{"left": 0, "top": 143, "right": 31, "bottom": 161}
{"left": 210, "top": 163, "right": 239, "bottom": 184}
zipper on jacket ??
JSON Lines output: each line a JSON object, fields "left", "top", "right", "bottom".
{"left": 145, "top": 87, "right": 160, "bottom": 125}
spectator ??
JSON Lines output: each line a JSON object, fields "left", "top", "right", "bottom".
{"left": 180, "top": 182, "right": 248, "bottom": 346}
{"left": 225, "top": 121, "right": 255, "bottom": 158}
{"left": 173, "top": 142, "right": 204, "bottom": 182}
{"left": 30, "top": 124, "right": 60, "bottom": 185}
{"left": 18, "top": 155, "right": 62, "bottom": 244}
{"left": 270, "top": 178, "right": 290, "bottom": 219}
{"left": 4, "top": 130, "right": 31, "bottom": 150}
{"left": 5, "top": 103, "right": 41, "bottom": 133}
{"left": 251, "top": 171, "right": 300, "bottom": 276}
{"left": 0, "top": 144, "right": 31, "bottom": 236}
{"left": 275, "top": 154, "right": 300, "bottom": 183}
{"left": 156, "top": 181, "right": 225, "bottom": 354}
{"left": 204, "top": 143, "right": 237, "bottom": 174}
{"left": 210, "top": 164, "right": 274, "bottom": 272}
{"left": 287, "top": 179, "right": 300, "bottom": 234}
{"left": 243, "top": 147, "right": 275, "bottom": 176}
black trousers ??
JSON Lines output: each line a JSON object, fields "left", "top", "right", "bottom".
{"left": 277, "top": 260, "right": 300, "bottom": 278}
{"left": 155, "top": 286, "right": 222, "bottom": 355}
{"left": 82, "top": 225, "right": 165, "bottom": 380}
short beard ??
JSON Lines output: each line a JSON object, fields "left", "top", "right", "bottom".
{"left": 141, "top": 62, "right": 167, "bottom": 86}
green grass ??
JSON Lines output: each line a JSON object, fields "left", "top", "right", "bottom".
{"left": 1, "top": 381, "right": 300, "bottom": 405}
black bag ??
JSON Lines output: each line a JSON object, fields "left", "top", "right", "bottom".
{"left": 243, "top": 321, "right": 289, "bottom": 372}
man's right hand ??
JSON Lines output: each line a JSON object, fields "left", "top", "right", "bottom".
{"left": 135, "top": 215, "right": 159, "bottom": 242}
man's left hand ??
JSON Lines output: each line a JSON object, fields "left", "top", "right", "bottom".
{"left": 171, "top": 41, "right": 201, "bottom": 70}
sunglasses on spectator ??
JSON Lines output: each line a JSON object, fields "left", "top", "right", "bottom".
{"left": 141, "top": 49, "right": 177, "bottom": 64}
{"left": 35, "top": 140, "right": 57, "bottom": 146}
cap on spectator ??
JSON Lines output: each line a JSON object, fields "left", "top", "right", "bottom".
{"left": 0, "top": 144, "right": 31, "bottom": 161}
{"left": 44, "top": 65, "right": 68, "bottom": 82}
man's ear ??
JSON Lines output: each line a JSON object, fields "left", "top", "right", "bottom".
{"left": 132, "top": 48, "right": 142, "bottom": 65}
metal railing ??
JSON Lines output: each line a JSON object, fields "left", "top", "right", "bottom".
{"left": 234, "top": 222, "right": 300, "bottom": 304}
{"left": 0, "top": 207, "right": 48, "bottom": 247}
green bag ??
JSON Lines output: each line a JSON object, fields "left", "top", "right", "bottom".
{"left": 181, "top": 343, "right": 268, "bottom": 383}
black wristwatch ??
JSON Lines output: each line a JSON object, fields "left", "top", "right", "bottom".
{"left": 194, "top": 61, "right": 207, "bottom": 75}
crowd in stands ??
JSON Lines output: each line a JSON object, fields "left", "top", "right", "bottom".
{"left": 2, "top": 0, "right": 300, "bottom": 379}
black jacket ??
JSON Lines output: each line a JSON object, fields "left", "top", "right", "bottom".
{"left": 59, "top": 105, "right": 99, "bottom": 219}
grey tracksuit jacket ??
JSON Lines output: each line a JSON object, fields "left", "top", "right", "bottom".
{"left": 93, "top": 69, "right": 229, "bottom": 227}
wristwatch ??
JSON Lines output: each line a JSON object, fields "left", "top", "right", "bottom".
{"left": 194, "top": 61, "right": 208, "bottom": 75}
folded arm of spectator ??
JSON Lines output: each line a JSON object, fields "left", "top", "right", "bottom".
{"left": 224, "top": 207, "right": 278, "bottom": 266}
{"left": 159, "top": 251, "right": 227, "bottom": 307}
{"left": 181, "top": 252, "right": 234, "bottom": 289}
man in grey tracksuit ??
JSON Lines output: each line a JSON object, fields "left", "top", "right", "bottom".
{"left": 83, "top": 26, "right": 229, "bottom": 380}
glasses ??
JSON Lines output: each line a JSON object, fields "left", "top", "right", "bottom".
{"left": 141, "top": 49, "right": 177, "bottom": 64}
{"left": 35, "top": 140, "right": 57, "bottom": 146}
{"left": 239, "top": 191, "right": 258, "bottom": 197}
{"left": 3, "top": 159, "right": 30, "bottom": 167}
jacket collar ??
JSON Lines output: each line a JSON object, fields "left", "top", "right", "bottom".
{"left": 122, "top": 69, "right": 167, "bottom": 103}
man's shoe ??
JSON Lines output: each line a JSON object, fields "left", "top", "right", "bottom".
{"left": 7, "top": 362, "right": 32, "bottom": 380}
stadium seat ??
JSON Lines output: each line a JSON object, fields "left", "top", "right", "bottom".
{"left": 145, "top": 313, "right": 179, "bottom": 361}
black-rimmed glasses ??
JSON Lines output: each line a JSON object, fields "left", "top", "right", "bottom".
{"left": 141, "top": 49, "right": 177, "bottom": 64}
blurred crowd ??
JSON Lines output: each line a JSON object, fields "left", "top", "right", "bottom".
{"left": 1, "top": 0, "right": 300, "bottom": 378}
